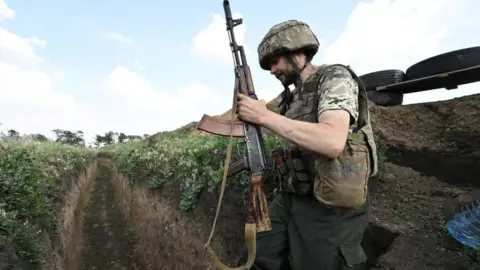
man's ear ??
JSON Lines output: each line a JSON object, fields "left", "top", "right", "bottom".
{"left": 292, "top": 52, "right": 307, "bottom": 67}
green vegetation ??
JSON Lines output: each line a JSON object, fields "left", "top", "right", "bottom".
{"left": 376, "top": 142, "right": 388, "bottom": 175}
{"left": 0, "top": 122, "right": 395, "bottom": 267}
{"left": 0, "top": 126, "right": 146, "bottom": 267}
{"left": 104, "top": 130, "right": 286, "bottom": 211}
{"left": 0, "top": 136, "right": 95, "bottom": 266}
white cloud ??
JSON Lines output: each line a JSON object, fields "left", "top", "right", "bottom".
{"left": 189, "top": 11, "right": 282, "bottom": 106}
{"left": 0, "top": 28, "right": 46, "bottom": 66}
{"left": 0, "top": 0, "right": 231, "bottom": 142}
{"left": 0, "top": 1, "right": 97, "bottom": 141}
{"left": 0, "top": 0, "right": 14, "bottom": 22}
{"left": 0, "top": 61, "right": 74, "bottom": 108}
{"left": 191, "top": 12, "right": 250, "bottom": 64}
{"left": 321, "top": 0, "right": 480, "bottom": 104}
{"left": 104, "top": 32, "right": 133, "bottom": 45}
{"left": 102, "top": 65, "right": 229, "bottom": 132}
{"left": 2, "top": 104, "right": 97, "bottom": 141}
{"left": 3, "top": 0, "right": 479, "bottom": 144}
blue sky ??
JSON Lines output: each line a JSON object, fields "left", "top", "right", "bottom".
{"left": 1, "top": 0, "right": 479, "bottom": 143}
{"left": 2, "top": 0, "right": 356, "bottom": 97}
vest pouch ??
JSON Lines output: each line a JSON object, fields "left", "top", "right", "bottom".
{"left": 272, "top": 147, "right": 312, "bottom": 195}
{"left": 313, "top": 135, "right": 371, "bottom": 209}
{"left": 287, "top": 147, "right": 311, "bottom": 195}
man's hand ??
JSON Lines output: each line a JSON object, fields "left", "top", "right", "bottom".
{"left": 237, "top": 93, "right": 270, "bottom": 125}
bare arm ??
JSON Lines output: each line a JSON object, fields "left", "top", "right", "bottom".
{"left": 260, "top": 110, "right": 349, "bottom": 158}
{"left": 260, "top": 66, "right": 359, "bottom": 159}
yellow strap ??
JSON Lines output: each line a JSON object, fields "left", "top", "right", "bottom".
{"left": 206, "top": 224, "right": 256, "bottom": 270}
{"left": 204, "top": 77, "right": 256, "bottom": 269}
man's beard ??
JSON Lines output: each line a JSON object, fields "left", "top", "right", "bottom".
{"left": 276, "top": 71, "right": 298, "bottom": 86}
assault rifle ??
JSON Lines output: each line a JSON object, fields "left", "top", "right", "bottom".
{"left": 197, "top": 0, "right": 272, "bottom": 269}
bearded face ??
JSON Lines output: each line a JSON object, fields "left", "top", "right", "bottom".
{"left": 269, "top": 55, "right": 299, "bottom": 86}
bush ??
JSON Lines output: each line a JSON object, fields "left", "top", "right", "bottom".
{"left": 105, "top": 131, "right": 285, "bottom": 211}
{"left": 0, "top": 137, "right": 94, "bottom": 266}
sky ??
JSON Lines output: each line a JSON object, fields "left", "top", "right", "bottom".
{"left": 1, "top": 0, "right": 480, "bottom": 144}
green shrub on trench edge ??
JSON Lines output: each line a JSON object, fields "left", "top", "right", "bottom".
{"left": 106, "top": 132, "right": 286, "bottom": 211}
{"left": 0, "top": 138, "right": 94, "bottom": 267}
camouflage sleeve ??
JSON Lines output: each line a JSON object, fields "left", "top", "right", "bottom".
{"left": 316, "top": 65, "right": 359, "bottom": 126}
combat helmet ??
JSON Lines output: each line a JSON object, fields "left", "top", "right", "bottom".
{"left": 257, "top": 20, "right": 320, "bottom": 71}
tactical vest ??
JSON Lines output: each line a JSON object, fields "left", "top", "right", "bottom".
{"left": 275, "top": 64, "right": 378, "bottom": 210}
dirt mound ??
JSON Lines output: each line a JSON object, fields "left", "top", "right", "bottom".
{"left": 370, "top": 94, "right": 480, "bottom": 187}
{"left": 362, "top": 94, "right": 480, "bottom": 269}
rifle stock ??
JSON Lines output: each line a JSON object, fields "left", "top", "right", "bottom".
{"left": 199, "top": 0, "right": 272, "bottom": 269}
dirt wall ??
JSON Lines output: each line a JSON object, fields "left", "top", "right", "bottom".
{"left": 41, "top": 160, "right": 98, "bottom": 270}
{"left": 370, "top": 95, "right": 480, "bottom": 187}
{"left": 105, "top": 158, "right": 248, "bottom": 269}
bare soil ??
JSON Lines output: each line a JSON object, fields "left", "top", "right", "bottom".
{"left": 363, "top": 93, "right": 480, "bottom": 269}
{"left": 79, "top": 161, "right": 147, "bottom": 270}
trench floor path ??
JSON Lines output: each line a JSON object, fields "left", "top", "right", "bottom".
{"left": 80, "top": 162, "right": 147, "bottom": 270}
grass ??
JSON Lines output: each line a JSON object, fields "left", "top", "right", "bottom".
{"left": 0, "top": 137, "right": 95, "bottom": 267}
{"left": 103, "top": 130, "right": 286, "bottom": 211}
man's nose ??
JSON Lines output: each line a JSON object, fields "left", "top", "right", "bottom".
{"left": 270, "top": 65, "right": 277, "bottom": 75}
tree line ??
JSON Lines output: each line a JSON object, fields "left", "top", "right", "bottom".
{"left": 1, "top": 128, "right": 149, "bottom": 148}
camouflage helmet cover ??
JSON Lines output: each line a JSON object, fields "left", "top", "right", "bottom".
{"left": 257, "top": 20, "right": 320, "bottom": 70}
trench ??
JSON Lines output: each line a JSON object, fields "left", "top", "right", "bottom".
{"left": 385, "top": 145, "right": 480, "bottom": 187}
{"left": 361, "top": 223, "right": 400, "bottom": 268}
{"left": 79, "top": 160, "right": 147, "bottom": 270}
{"left": 76, "top": 157, "right": 401, "bottom": 269}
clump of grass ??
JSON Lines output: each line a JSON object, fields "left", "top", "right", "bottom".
{"left": 0, "top": 137, "right": 94, "bottom": 266}
{"left": 376, "top": 142, "right": 388, "bottom": 175}
{"left": 105, "top": 130, "right": 286, "bottom": 211}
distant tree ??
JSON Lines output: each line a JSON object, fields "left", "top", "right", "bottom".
{"left": 7, "top": 129, "right": 19, "bottom": 137}
{"left": 29, "top": 134, "right": 49, "bottom": 142}
{"left": 93, "top": 131, "right": 117, "bottom": 147}
{"left": 127, "top": 135, "right": 142, "bottom": 141}
{"left": 103, "top": 131, "right": 114, "bottom": 144}
{"left": 118, "top": 132, "right": 127, "bottom": 143}
{"left": 52, "top": 129, "right": 85, "bottom": 146}
{"left": 94, "top": 134, "right": 104, "bottom": 148}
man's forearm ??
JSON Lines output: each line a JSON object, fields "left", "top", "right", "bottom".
{"left": 259, "top": 111, "right": 347, "bottom": 159}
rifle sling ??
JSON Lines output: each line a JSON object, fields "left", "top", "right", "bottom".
{"left": 204, "top": 77, "right": 256, "bottom": 269}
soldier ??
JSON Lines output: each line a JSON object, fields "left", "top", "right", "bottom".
{"left": 236, "top": 20, "right": 378, "bottom": 270}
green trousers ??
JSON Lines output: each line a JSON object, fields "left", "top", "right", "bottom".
{"left": 252, "top": 192, "right": 368, "bottom": 270}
